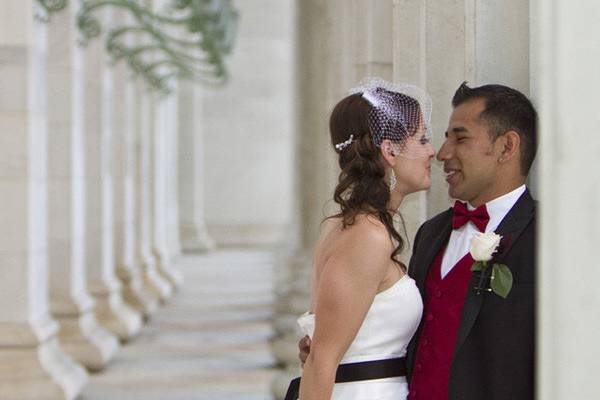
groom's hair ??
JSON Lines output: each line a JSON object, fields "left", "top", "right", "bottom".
{"left": 452, "top": 82, "right": 537, "bottom": 175}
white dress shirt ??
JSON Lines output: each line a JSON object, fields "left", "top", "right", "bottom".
{"left": 440, "top": 185, "right": 527, "bottom": 278}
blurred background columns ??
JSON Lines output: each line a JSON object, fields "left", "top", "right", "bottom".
{"left": 178, "top": 82, "right": 216, "bottom": 252}
{"left": 112, "top": 12, "right": 160, "bottom": 319}
{"left": 84, "top": 8, "right": 142, "bottom": 341}
{"left": 136, "top": 84, "right": 174, "bottom": 303}
{"left": 0, "top": 2, "right": 88, "bottom": 398}
{"left": 47, "top": 0, "right": 119, "bottom": 370}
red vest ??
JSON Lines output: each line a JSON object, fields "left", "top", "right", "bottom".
{"left": 408, "top": 246, "right": 474, "bottom": 400}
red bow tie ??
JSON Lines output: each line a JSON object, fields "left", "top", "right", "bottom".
{"left": 452, "top": 201, "right": 490, "bottom": 232}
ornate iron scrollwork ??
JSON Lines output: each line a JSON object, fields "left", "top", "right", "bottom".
{"left": 36, "top": 0, "right": 238, "bottom": 94}
{"left": 78, "top": 0, "right": 238, "bottom": 93}
{"left": 35, "top": 0, "right": 68, "bottom": 21}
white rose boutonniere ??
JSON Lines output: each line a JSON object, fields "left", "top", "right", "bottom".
{"left": 470, "top": 232, "right": 513, "bottom": 298}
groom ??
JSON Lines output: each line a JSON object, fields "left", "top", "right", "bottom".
{"left": 299, "top": 82, "right": 537, "bottom": 400}
{"left": 406, "top": 82, "right": 537, "bottom": 400}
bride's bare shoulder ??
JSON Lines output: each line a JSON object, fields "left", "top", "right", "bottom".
{"left": 314, "top": 214, "right": 391, "bottom": 261}
{"left": 318, "top": 214, "right": 389, "bottom": 242}
{"left": 316, "top": 214, "right": 394, "bottom": 281}
{"left": 340, "top": 214, "right": 392, "bottom": 248}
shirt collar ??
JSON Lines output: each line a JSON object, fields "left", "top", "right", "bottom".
{"left": 467, "top": 184, "right": 527, "bottom": 232}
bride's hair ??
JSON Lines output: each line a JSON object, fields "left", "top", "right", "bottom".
{"left": 327, "top": 93, "right": 406, "bottom": 268}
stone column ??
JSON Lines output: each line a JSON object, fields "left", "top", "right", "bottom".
{"left": 164, "top": 85, "right": 183, "bottom": 268}
{"left": 152, "top": 93, "right": 183, "bottom": 288}
{"left": 271, "top": 1, "right": 354, "bottom": 397}
{"left": 145, "top": 0, "right": 183, "bottom": 290}
{"left": 178, "top": 83, "right": 216, "bottom": 252}
{"left": 84, "top": 9, "right": 142, "bottom": 340}
{"left": 47, "top": 0, "right": 119, "bottom": 370}
{"left": 113, "top": 14, "right": 159, "bottom": 318}
{"left": 534, "top": 0, "right": 600, "bottom": 397}
{"left": 0, "top": 2, "right": 88, "bottom": 398}
{"left": 137, "top": 86, "right": 173, "bottom": 302}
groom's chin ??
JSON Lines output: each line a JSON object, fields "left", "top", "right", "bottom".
{"left": 447, "top": 185, "right": 464, "bottom": 201}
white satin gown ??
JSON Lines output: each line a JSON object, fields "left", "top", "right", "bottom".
{"left": 298, "top": 274, "right": 423, "bottom": 400}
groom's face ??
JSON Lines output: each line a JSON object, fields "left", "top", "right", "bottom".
{"left": 437, "top": 98, "right": 503, "bottom": 206}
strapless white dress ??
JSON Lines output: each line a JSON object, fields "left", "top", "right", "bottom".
{"left": 298, "top": 275, "right": 423, "bottom": 400}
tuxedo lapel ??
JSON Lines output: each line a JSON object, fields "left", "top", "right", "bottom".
{"left": 452, "top": 189, "right": 536, "bottom": 360}
{"left": 413, "top": 209, "right": 453, "bottom": 296}
{"left": 494, "top": 189, "right": 535, "bottom": 247}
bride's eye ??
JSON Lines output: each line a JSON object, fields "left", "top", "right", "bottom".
{"left": 419, "top": 136, "right": 430, "bottom": 145}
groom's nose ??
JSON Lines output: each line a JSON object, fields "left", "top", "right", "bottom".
{"left": 436, "top": 139, "right": 451, "bottom": 161}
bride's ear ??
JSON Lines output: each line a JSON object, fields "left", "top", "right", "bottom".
{"left": 380, "top": 139, "right": 397, "bottom": 166}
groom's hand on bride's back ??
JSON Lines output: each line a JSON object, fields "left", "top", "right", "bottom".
{"left": 298, "top": 335, "right": 311, "bottom": 364}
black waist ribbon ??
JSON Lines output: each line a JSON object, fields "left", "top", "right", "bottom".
{"left": 284, "top": 357, "right": 407, "bottom": 400}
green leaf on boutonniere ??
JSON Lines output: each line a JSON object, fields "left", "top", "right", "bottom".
{"left": 491, "top": 263, "right": 513, "bottom": 299}
{"left": 471, "top": 261, "right": 486, "bottom": 272}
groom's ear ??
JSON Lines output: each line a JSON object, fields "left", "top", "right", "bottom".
{"left": 497, "top": 130, "right": 520, "bottom": 165}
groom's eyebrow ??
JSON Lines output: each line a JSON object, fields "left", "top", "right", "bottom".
{"left": 444, "top": 126, "right": 468, "bottom": 137}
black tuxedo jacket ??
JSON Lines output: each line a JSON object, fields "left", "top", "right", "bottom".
{"left": 407, "top": 190, "right": 536, "bottom": 400}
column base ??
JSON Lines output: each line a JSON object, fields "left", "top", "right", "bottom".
{"left": 117, "top": 266, "right": 159, "bottom": 318}
{"left": 180, "top": 224, "right": 216, "bottom": 252}
{"left": 154, "top": 250, "right": 184, "bottom": 289}
{"left": 141, "top": 253, "right": 173, "bottom": 303}
{"left": 0, "top": 322, "right": 88, "bottom": 400}
{"left": 56, "top": 311, "right": 120, "bottom": 371}
{"left": 89, "top": 279, "right": 143, "bottom": 341}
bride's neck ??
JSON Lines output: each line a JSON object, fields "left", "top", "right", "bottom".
{"left": 387, "top": 190, "right": 404, "bottom": 211}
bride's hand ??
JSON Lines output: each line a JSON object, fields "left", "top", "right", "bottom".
{"left": 298, "top": 335, "right": 311, "bottom": 365}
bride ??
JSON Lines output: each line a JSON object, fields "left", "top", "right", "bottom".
{"left": 287, "top": 78, "right": 435, "bottom": 400}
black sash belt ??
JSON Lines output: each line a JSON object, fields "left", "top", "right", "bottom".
{"left": 284, "top": 357, "right": 407, "bottom": 400}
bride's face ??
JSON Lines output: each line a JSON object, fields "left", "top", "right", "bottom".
{"left": 393, "top": 132, "right": 436, "bottom": 195}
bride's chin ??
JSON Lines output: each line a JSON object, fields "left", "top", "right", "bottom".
{"left": 420, "top": 180, "right": 432, "bottom": 191}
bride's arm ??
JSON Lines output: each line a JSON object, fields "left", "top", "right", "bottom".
{"left": 299, "top": 220, "right": 393, "bottom": 400}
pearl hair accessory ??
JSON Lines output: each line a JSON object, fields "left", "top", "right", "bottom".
{"left": 334, "top": 134, "right": 354, "bottom": 151}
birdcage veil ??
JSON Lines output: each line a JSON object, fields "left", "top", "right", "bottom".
{"left": 336, "top": 77, "right": 433, "bottom": 159}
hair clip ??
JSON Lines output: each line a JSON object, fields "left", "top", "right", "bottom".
{"left": 335, "top": 134, "right": 354, "bottom": 151}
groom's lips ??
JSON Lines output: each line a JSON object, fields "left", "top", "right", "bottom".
{"left": 444, "top": 168, "right": 461, "bottom": 184}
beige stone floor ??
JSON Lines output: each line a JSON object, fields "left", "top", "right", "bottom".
{"left": 81, "top": 248, "right": 278, "bottom": 400}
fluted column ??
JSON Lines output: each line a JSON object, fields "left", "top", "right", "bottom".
{"left": 416, "top": 0, "right": 478, "bottom": 215}
{"left": 178, "top": 83, "right": 216, "bottom": 252}
{"left": 84, "top": 8, "right": 142, "bottom": 340}
{"left": 113, "top": 14, "right": 159, "bottom": 318}
{"left": 354, "top": 0, "right": 394, "bottom": 80}
{"left": 47, "top": 0, "right": 119, "bottom": 370}
{"left": 0, "top": 2, "right": 88, "bottom": 398}
{"left": 136, "top": 86, "right": 173, "bottom": 302}
{"left": 391, "top": 0, "right": 429, "bottom": 259}
{"left": 395, "top": 0, "right": 530, "bottom": 216}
